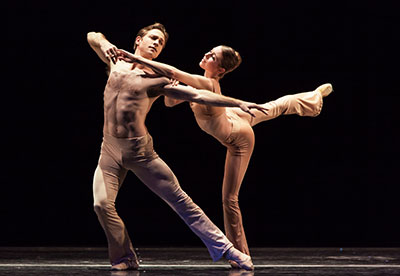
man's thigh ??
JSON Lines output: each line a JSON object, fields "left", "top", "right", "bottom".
{"left": 130, "top": 157, "right": 183, "bottom": 202}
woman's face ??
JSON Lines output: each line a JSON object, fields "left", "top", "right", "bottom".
{"left": 199, "top": 46, "right": 224, "bottom": 75}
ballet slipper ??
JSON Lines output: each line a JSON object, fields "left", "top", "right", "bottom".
{"left": 316, "top": 83, "right": 333, "bottom": 97}
{"left": 229, "top": 259, "right": 240, "bottom": 268}
{"left": 111, "top": 259, "right": 139, "bottom": 271}
{"left": 225, "top": 247, "right": 254, "bottom": 271}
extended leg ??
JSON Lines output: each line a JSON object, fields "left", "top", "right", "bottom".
{"left": 130, "top": 157, "right": 233, "bottom": 261}
{"left": 131, "top": 157, "right": 253, "bottom": 269}
{"left": 250, "top": 83, "right": 332, "bottom": 126}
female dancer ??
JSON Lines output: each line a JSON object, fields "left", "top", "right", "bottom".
{"left": 117, "top": 46, "right": 332, "bottom": 265}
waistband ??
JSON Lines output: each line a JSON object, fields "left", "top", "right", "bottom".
{"left": 103, "top": 132, "right": 153, "bottom": 148}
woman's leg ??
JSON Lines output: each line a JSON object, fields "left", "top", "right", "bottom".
{"left": 249, "top": 84, "right": 330, "bottom": 127}
{"left": 222, "top": 120, "right": 255, "bottom": 256}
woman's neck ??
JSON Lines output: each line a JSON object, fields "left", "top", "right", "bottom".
{"left": 204, "top": 70, "right": 220, "bottom": 81}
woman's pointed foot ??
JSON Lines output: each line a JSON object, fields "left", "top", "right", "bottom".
{"left": 111, "top": 259, "right": 139, "bottom": 271}
{"left": 229, "top": 260, "right": 240, "bottom": 268}
{"left": 316, "top": 83, "right": 333, "bottom": 97}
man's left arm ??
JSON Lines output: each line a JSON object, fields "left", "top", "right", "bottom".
{"left": 87, "top": 32, "right": 118, "bottom": 65}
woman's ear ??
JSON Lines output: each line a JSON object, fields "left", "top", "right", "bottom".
{"left": 218, "top": 67, "right": 226, "bottom": 76}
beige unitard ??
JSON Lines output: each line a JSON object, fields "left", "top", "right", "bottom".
{"left": 191, "top": 89, "right": 323, "bottom": 255}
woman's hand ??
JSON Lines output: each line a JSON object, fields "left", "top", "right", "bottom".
{"left": 116, "top": 49, "right": 138, "bottom": 63}
{"left": 239, "top": 102, "right": 269, "bottom": 117}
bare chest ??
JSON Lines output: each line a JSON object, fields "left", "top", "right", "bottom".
{"left": 105, "top": 70, "right": 147, "bottom": 99}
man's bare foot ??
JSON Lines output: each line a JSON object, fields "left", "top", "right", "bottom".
{"left": 225, "top": 247, "right": 254, "bottom": 271}
{"left": 316, "top": 83, "right": 333, "bottom": 97}
{"left": 111, "top": 259, "right": 139, "bottom": 271}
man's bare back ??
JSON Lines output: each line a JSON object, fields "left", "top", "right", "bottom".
{"left": 104, "top": 60, "right": 169, "bottom": 138}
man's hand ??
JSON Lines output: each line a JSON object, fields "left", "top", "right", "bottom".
{"left": 169, "top": 79, "right": 179, "bottom": 86}
{"left": 101, "top": 42, "right": 118, "bottom": 64}
{"left": 239, "top": 102, "right": 269, "bottom": 117}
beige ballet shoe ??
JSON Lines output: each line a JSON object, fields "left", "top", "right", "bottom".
{"left": 229, "top": 260, "right": 240, "bottom": 268}
{"left": 225, "top": 247, "right": 254, "bottom": 271}
{"left": 111, "top": 259, "right": 139, "bottom": 271}
{"left": 316, "top": 83, "right": 333, "bottom": 97}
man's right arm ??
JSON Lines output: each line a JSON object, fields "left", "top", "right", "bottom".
{"left": 164, "top": 96, "right": 185, "bottom": 107}
{"left": 87, "top": 32, "right": 118, "bottom": 65}
{"left": 161, "top": 84, "right": 268, "bottom": 117}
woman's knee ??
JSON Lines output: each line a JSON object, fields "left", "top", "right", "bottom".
{"left": 93, "top": 199, "right": 115, "bottom": 215}
{"left": 222, "top": 195, "right": 239, "bottom": 209}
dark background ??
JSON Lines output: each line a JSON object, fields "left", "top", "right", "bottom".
{"left": 4, "top": 0, "right": 399, "bottom": 248}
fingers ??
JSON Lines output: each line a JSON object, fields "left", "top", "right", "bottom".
{"left": 116, "top": 51, "right": 132, "bottom": 62}
{"left": 169, "top": 79, "right": 179, "bottom": 86}
{"left": 141, "top": 72, "right": 162, "bottom": 78}
{"left": 247, "top": 104, "right": 268, "bottom": 117}
{"left": 115, "top": 49, "right": 137, "bottom": 63}
{"left": 106, "top": 46, "right": 118, "bottom": 64}
{"left": 116, "top": 49, "right": 129, "bottom": 58}
{"left": 116, "top": 49, "right": 126, "bottom": 55}
{"left": 258, "top": 107, "right": 269, "bottom": 116}
{"left": 247, "top": 109, "right": 256, "bottom": 117}
{"left": 240, "top": 103, "right": 256, "bottom": 117}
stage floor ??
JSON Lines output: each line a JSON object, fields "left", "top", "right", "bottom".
{"left": 0, "top": 247, "right": 399, "bottom": 275}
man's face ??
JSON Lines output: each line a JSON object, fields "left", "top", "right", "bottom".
{"left": 135, "top": 29, "right": 165, "bottom": 59}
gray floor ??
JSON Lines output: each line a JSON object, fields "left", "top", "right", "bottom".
{"left": 0, "top": 247, "right": 399, "bottom": 275}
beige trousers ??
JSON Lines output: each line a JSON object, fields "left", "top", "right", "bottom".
{"left": 93, "top": 133, "right": 233, "bottom": 265}
{"left": 220, "top": 91, "right": 322, "bottom": 255}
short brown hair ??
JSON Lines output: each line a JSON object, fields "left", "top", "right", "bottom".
{"left": 133, "top": 22, "right": 169, "bottom": 50}
{"left": 219, "top": 45, "right": 242, "bottom": 78}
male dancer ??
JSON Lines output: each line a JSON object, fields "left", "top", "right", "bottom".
{"left": 88, "top": 23, "right": 265, "bottom": 271}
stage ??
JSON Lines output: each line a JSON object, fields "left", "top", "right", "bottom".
{"left": 4, "top": 1, "right": 400, "bottom": 276}
{"left": 1, "top": 247, "right": 399, "bottom": 275}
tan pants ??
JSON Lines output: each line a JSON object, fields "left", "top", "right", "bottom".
{"left": 220, "top": 91, "right": 322, "bottom": 255}
{"left": 93, "top": 133, "right": 233, "bottom": 265}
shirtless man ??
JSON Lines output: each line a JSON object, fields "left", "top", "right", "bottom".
{"left": 87, "top": 23, "right": 265, "bottom": 271}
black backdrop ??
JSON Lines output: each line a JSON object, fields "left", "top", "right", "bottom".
{"left": 4, "top": 0, "right": 399, "bottom": 248}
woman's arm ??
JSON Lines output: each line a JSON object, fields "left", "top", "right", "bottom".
{"left": 160, "top": 84, "right": 268, "bottom": 117}
{"left": 87, "top": 32, "right": 118, "bottom": 65}
{"left": 117, "top": 49, "right": 214, "bottom": 91}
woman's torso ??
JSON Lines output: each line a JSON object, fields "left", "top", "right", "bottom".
{"left": 189, "top": 79, "right": 253, "bottom": 144}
